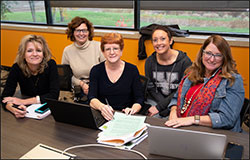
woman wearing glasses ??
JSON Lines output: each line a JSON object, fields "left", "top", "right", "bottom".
{"left": 165, "top": 35, "right": 245, "bottom": 132}
{"left": 88, "top": 33, "right": 144, "bottom": 121}
{"left": 62, "top": 16, "right": 105, "bottom": 102}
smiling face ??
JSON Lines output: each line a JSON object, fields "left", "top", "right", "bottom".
{"left": 152, "top": 29, "right": 172, "bottom": 55}
{"left": 73, "top": 23, "right": 89, "bottom": 45}
{"left": 25, "top": 42, "right": 44, "bottom": 68}
{"left": 202, "top": 42, "right": 223, "bottom": 76}
{"left": 103, "top": 43, "right": 122, "bottom": 64}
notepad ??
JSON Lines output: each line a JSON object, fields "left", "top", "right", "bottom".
{"left": 19, "top": 143, "right": 76, "bottom": 159}
{"left": 25, "top": 103, "right": 51, "bottom": 119}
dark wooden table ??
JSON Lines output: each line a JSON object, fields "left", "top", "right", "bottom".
{"left": 1, "top": 108, "right": 249, "bottom": 159}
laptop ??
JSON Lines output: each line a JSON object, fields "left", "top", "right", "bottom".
{"left": 45, "top": 98, "right": 106, "bottom": 130}
{"left": 148, "top": 125, "right": 227, "bottom": 159}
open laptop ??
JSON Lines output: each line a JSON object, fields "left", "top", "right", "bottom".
{"left": 148, "top": 125, "right": 227, "bottom": 159}
{"left": 45, "top": 98, "right": 106, "bottom": 130}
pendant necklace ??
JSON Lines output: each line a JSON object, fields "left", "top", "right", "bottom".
{"left": 181, "top": 84, "right": 203, "bottom": 114}
{"left": 33, "top": 75, "right": 39, "bottom": 87}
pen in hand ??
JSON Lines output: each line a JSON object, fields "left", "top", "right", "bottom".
{"left": 12, "top": 104, "right": 29, "bottom": 113}
{"left": 105, "top": 98, "right": 114, "bottom": 118}
{"left": 105, "top": 98, "right": 110, "bottom": 107}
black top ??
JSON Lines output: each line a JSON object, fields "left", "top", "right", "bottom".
{"left": 145, "top": 51, "right": 192, "bottom": 116}
{"left": 88, "top": 61, "right": 144, "bottom": 111}
{"left": 1, "top": 59, "right": 60, "bottom": 109}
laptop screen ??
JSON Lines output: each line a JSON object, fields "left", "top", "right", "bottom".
{"left": 148, "top": 125, "right": 227, "bottom": 159}
{"left": 46, "top": 98, "right": 106, "bottom": 129}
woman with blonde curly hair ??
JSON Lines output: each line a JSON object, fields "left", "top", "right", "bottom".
{"left": 165, "top": 35, "right": 245, "bottom": 132}
{"left": 1, "top": 34, "right": 60, "bottom": 118}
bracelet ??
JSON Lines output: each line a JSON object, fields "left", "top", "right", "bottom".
{"left": 36, "top": 95, "right": 41, "bottom": 104}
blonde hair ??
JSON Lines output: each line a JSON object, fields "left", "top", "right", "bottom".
{"left": 185, "top": 35, "right": 238, "bottom": 86}
{"left": 15, "top": 34, "right": 52, "bottom": 77}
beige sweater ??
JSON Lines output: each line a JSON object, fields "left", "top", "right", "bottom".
{"left": 61, "top": 40, "right": 105, "bottom": 86}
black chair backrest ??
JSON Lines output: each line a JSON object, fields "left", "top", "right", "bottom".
{"left": 1, "top": 65, "right": 12, "bottom": 88}
{"left": 139, "top": 75, "right": 149, "bottom": 100}
{"left": 57, "top": 64, "right": 73, "bottom": 91}
{"left": 240, "top": 98, "right": 250, "bottom": 127}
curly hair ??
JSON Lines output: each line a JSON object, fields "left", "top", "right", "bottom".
{"left": 185, "top": 35, "right": 238, "bottom": 86}
{"left": 15, "top": 34, "right": 52, "bottom": 77}
{"left": 66, "top": 16, "right": 94, "bottom": 41}
{"left": 100, "top": 33, "right": 124, "bottom": 52}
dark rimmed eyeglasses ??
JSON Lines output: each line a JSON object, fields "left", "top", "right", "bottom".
{"left": 74, "top": 29, "right": 88, "bottom": 34}
{"left": 203, "top": 50, "right": 223, "bottom": 61}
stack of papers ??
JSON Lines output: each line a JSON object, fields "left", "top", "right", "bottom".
{"left": 97, "top": 112, "right": 148, "bottom": 149}
{"left": 25, "top": 103, "right": 51, "bottom": 120}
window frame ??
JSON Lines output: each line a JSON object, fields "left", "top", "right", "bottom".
{"left": 0, "top": 0, "right": 249, "bottom": 37}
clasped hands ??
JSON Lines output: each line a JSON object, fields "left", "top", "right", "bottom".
{"left": 100, "top": 104, "right": 137, "bottom": 121}
{"left": 80, "top": 80, "right": 89, "bottom": 95}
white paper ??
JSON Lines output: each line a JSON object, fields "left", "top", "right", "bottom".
{"left": 25, "top": 103, "right": 51, "bottom": 120}
{"left": 19, "top": 143, "right": 76, "bottom": 159}
{"left": 101, "top": 112, "right": 146, "bottom": 137}
{"left": 97, "top": 112, "right": 147, "bottom": 147}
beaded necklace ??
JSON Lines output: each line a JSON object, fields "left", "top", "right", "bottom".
{"left": 181, "top": 84, "right": 203, "bottom": 114}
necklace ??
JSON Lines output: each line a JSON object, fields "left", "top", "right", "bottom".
{"left": 181, "top": 84, "right": 203, "bottom": 114}
{"left": 33, "top": 76, "right": 39, "bottom": 87}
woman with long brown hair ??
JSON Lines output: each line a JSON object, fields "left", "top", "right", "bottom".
{"left": 165, "top": 35, "right": 245, "bottom": 132}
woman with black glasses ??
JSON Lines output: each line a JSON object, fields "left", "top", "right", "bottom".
{"left": 165, "top": 35, "right": 245, "bottom": 132}
{"left": 62, "top": 16, "right": 105, "bottom": 103}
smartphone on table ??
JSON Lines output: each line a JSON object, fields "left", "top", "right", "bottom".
{"left": 35, "top": 103, "right": 49, "bottom": 114}
{"left": 225, "top": 142, "right": 244, "bottom": 159}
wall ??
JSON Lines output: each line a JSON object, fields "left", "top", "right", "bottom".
{"left": 1, "top": 28, "right": 249, "bottom": 98}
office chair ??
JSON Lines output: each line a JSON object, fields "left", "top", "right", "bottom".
{"left": 0, "top": 65, "right": 12, "bottom": 88}
{"left": 138, "top": 75, "right": 151, "bottom": 115}
{"left": 240, "top": 98, "right": 249, "bottom": 127}
{"left": 57, "top": 64, "right": 87, "bottom": 103}
{"left": 139, "top": 75, "right": 149, "bottom": 100}
{"left": 57, "top": 64, "right": 73, "bottom": 91}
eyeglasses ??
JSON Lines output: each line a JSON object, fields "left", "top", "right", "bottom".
{"left": 203, "top": 50, "right": 223, "bottom": 61}
{"left": 104, "top": 47, "right": 120, "bottom": 53}
{"left": 74, "top": 29, "right": 88, "bottom": 34}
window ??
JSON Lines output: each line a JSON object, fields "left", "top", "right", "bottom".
{"left": 1, "top": 1, "right": 47, "bottom": 24}
{"left": 140, "top": 1, "right": 249, "bottom": 35}
{"left": 50, "top": 1, "right": 134, "bottom": 28}
{"left": 1, "top": 0, "right": 249, "bottom": 36}
{"left": 140, "top": 10, "right": 249, "bottom": 34}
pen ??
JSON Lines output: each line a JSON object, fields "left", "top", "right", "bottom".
{"left": 105, "top": 98, "right": 110, "bottom": 107}
{"left": 105, "top": 98, "right": 114, "bottom": 119}
{"left": 12, "top": 104, "right": 29, "bottom": 113}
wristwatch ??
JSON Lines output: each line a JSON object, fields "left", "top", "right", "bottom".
{"left": 194, "top": 115, "right": 200, "bottom": 125}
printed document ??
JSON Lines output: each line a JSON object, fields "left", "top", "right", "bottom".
{"left": 97, "top": 112, "right": 147, "bottom": 147}
{"left": 101, "top": 112, "right": 146, "bottom": 137}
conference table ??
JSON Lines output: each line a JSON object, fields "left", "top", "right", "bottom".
{"left": 1, "top": 107, "right": 249, "bottom": 159}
